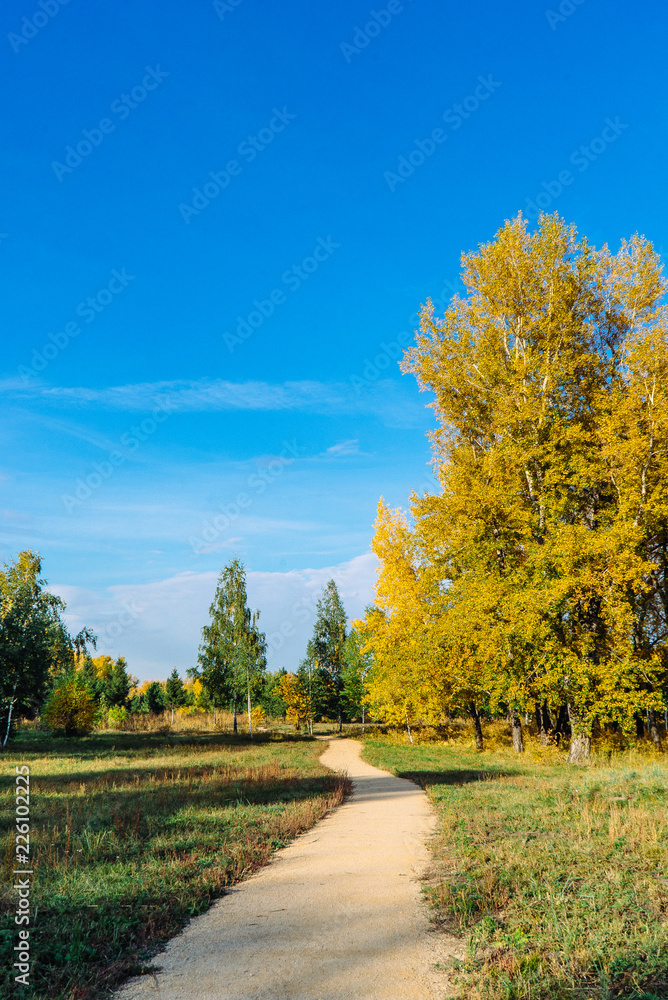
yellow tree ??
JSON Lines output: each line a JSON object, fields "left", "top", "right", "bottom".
{"left": 396, "top": 213, "right": 668, "bottom": 759}
{"left": 276, "top": 673, "right": 313, "bottom": 731}
{"left": 364, "top": 500, "right": 496, "bottom": 745}
{"left": 367, "top": 214, "right": 668, "bottom": 758}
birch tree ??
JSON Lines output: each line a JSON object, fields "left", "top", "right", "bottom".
{"left": 367, "top": 214, "right": 668, "bottom": 759}
{"left": 197, "top": 558, "right": 266, "bottom": 735}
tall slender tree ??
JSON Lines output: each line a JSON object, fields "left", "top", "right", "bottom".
{"left": 197, "top": 558, "right": 266, "bottom": 735}
{"left": 310, "top": 580, "right": 348, "bottom": 732}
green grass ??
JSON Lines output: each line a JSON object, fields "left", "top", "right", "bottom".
{"left": 362, "top": 734, "right": 668, "bottom": 1000}
{"left": 0, "top": 729, "right": 349, "bottom": 1000}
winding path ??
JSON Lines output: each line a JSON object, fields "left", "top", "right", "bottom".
{"left": 115, "top": 737, "right": 451, "bottom": 1000}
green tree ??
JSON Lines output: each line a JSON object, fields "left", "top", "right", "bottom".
{"left": 0, "top": 551, "right": 89, "bottom": 746}
{"left": 259, "top": 669, "right": 289, "bottom": 719}
{"left": 310, "top": 580, "right": 348, "bottom": 732}
{"left": 165, "top": 668, "right": 187, "bottom": 724}
{"left": 198, "top": 558, "right": 266, "bottom": 735}
{"left": 104, "top": 657, "right": 131, "bottom": 709}
{"left": 296, "top": 643, "right": 324, "bottom": 732}
{"left": 342, "top": 622, "right": 374, "bottom": 731}
{"left": 145, "top": 681, "right": 166, "bottom": 715}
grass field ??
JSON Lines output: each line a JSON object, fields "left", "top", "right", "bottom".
{"left": 362, "top": 732, "right": 668, "bottom": 1000}
{"left": 0, "top": 729, "right": 349, "bottom": 1000}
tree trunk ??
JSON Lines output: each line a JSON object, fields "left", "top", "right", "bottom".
{"left": 170, "top": 707, "right": 174, "bottom": 726}
{"left": 537, "top": 701, "right": 552, "bottom": 744}
{"left": 362, "top": 704, "right": 365, "bottom": 735}
{"left": 247, "top": 683, "right": 253, "bottom": 739}
{"left": 233, "top": 700, "right": 237, "bottom": 735}
{"left": 567, "top": 704, "right": 591, "bottom": 763}
{"left": 648, "top": 709, "right": 662, "bottom": 749}
{"left": 468, "top": 703, "right": 483, "bottom": 751}
{"left": 3, "top": 686, "right": 17, "bottom": 749}
{"left": 554, "top": 704, "right": 569, "bottom": 744}
{"left": 635, "top": 712, "right": 645, "bottom": 739}
{"left": 509, "top": 709, "right": 524, "bottom": 753}
{"left": 213, "top": 707, "right": 217, "bottom": 727}
{"left": 405, "top": 713, "right": 414, "bottom": 745}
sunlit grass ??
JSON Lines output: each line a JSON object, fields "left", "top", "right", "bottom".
{"left": 363, "top": 733, "right": 668, "bottom": 1000}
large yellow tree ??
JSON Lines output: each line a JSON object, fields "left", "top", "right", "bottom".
{"left": 367, "top": 213, "right": 668, "bottom": 759}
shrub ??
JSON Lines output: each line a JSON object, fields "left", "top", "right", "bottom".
{"left": 42, "top": 678, "right": 96, "bottom": 736}
{"left": 107, "top": 705, "right": 128, "bottom": 729}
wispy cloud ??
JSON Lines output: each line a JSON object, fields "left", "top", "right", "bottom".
{"left": 5, "top": 377, "right": 426, "bottom": 427}
{"left": 323, "top": 439, "right": 364, "bottom": 457}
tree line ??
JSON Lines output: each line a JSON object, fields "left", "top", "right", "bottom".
{"left": 360, "top": 213, "right": 668, "bottom": 760}
{"left": 0, "top": 547, "right": 371, "bottom": 741}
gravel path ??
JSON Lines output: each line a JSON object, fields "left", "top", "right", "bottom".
{"left": 114, "top": 737, "right": 453, "bottom": 1000}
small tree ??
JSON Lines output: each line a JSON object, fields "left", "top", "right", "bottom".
{"left": 43, "top": 676, "right": 96, "bottom": 736}
{"left": 277, "top": 673, "right": 312, "bottom": 731}
{"left": 258, "top": 669, "right": 289, "bottom": 720}
{"left": 104, "top": 657, "right": 131, "bottom": 709}
{"left": 145, "top": 681, "right": 166, "bottom": 715}
{"left": 165, "top": 668, "right": 187, "bottom": 725}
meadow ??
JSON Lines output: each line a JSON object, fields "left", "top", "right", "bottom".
{"left": 0, "top": 728, "right": 349, "bottom": 1000}
{"left": 363, "top": 727, "right": 668, "bottom": 1000}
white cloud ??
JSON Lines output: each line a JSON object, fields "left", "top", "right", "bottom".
{"left": 323, "top": 439, "right": 362, "bottom": 457}
{"left": 6, "top": 377, "right": 426, "bottom": 427}
{"left": 55, "top": 552, "right": 378, "bottom": 681}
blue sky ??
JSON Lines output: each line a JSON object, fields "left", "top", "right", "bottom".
{"left": 2, "top": 0, "right": 667, "bottom": 678}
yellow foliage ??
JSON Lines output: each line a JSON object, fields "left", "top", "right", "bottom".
{"left": 90, "top": 655, "right": 115, "bottom": 681}
{"left": 277, "top": 673, "right": 311, "bottom": 730}
{"left": 43, "top": 680, "right": 96, "bottom": 736}
{"left": 366, "top": 213, "right": 668, "bottom": 747}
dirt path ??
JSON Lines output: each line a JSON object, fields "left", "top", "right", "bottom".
{"left": 115, "top": 737, "right": 454, "bottom": 1000}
